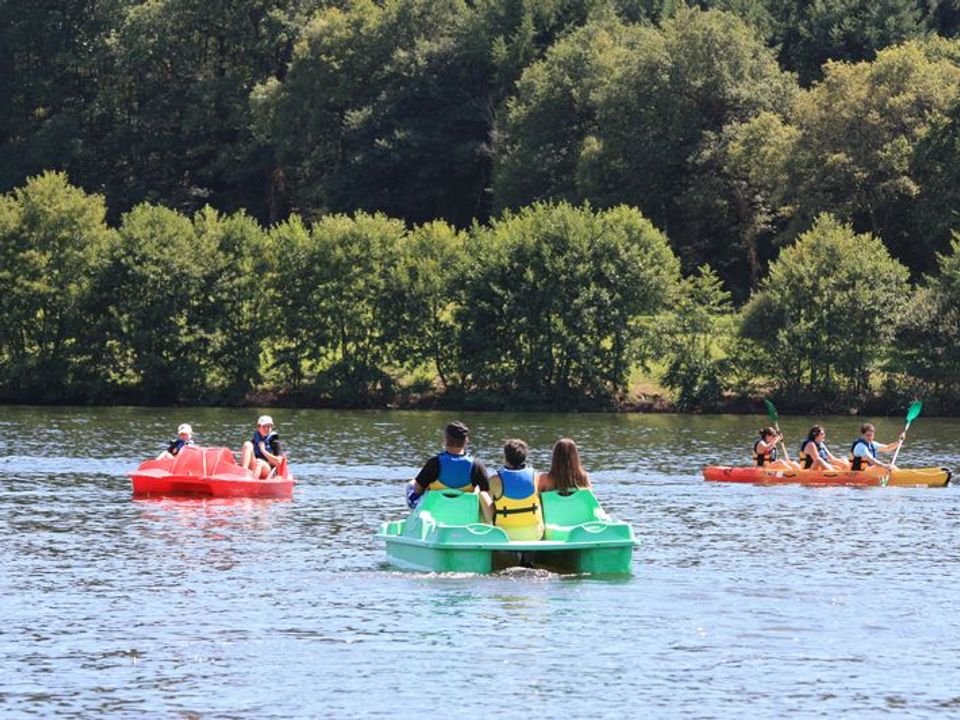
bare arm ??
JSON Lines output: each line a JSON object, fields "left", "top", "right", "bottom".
{"left": 804, "top": 441, "right": 832, "bottom": 470}
{"left": 258, "top": 442, "right": 283, "bottom": 467}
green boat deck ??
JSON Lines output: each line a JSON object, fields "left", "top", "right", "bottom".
{"left": 376, "top": 488, "right": 637, "bottom": 574}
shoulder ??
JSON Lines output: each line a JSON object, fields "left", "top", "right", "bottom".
{"left": 537, "top": 472, "right": 554, "bottom": 492}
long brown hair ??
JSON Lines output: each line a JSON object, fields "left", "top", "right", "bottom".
{"left": 549, "top": 438, "right": 589, "bottom": 491}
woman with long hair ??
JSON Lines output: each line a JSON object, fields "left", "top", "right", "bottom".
{"left": 798, "top": 425, "right": 849, "bottom": 471}
{"left": 537, "top": 438, "right": 592, "bottom": 493}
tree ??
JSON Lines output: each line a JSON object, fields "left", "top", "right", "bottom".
{"left": 909, "top": 97, "right": 960, "bottom": 271}
{"left": 492, "top": 17, "right": 644, "bottom": 211}
{"left": 193, "top": 207, "right": 269, "bottom": 399}
{"left": 0, "top": 0, "right": 128, "bottom": 194}
{"left": 255, "top": 0, "right": 494, "bottom": 227}
{"left": 0, "top": 172, "right": 114, "bottom": 400}
{"left": 381, "top": 220, "right": 467, "bottom": 389}
{"left": 96, "top": 203, "right": 217, "bottom": 403}
{"left": 494, "top": 8, "right": 796, "bottom": 296}
{"left": 657, "top": 266, "right": 735, "bottom": 410}
{"left": 774, "top": 0, "right": 925, "bottom": 84}
{"left": 780, "top": 40, "right": 960, "bottom": 272}
{"left": 740, "top": 214, "right": 909, "bottom": 408}
{"left": 86, "top": 0, "right": 317, "bottom": 220}
{"left": 890, "top": 234, "right": 960, "bottom": 410}
{"left": 459, "top": 202, "right": 679, "bottom": 404}
{"left": 266, "top": 211, "right": 408, "bottom": 403}
{"left": 263, "top": 214, "right": 315, "bottom": 388}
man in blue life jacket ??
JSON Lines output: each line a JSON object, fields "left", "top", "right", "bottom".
{"left": 406, "top": 421, "right": 492, "bottom": 520}
{"left": 156, "top": 423, "right": 195, "bottom": 460}
{"left": 849, "top": 422, "right": 904, "bottom": 472}
{"left": 240, "top": 415, "right": 285, "bottom": 479}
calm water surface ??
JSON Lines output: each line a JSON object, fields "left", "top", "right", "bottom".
{"left": 2, "top": 407, "right": 959, "bottom": 718}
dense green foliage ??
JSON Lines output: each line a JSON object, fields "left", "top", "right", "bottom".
{"left": 0, "top": 175, "right": 682, "bottom": 407}
{"left": 655, "top": 266, "right": 735, "bottom": 411}
{"left": 459, "top": 203, "right": 679, "bottom": 403}
{"left": 741, "top": 215, "right": 909, "bottom": 407}
{"left": 890, "top": 236, "right": 960, "bottom": 411}
{"left": 7, "top": 1, "right": 960, "bottom": 410}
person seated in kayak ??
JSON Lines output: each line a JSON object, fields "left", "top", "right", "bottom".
{"left": 240, "top": 415, "right": 285, "bottom": 479}
{"left": 798, "top": 425, "right": 849, "bottom": 471}
{"left": 849, "top": 423, "right": 904, "bottom": 472}
{"left": 156, "top": 423, "right": 195, "bottom": 460}
{"left": 485, "top": 439, "right": 544, "bottom": 541}
{"left": 537, "top": 438, "right": 592, "bottom": 493}
{"left": 406, "top": 421, "right": 491, "bottom": 519}
{"left": 752, "top": 427, "right": 798, "bottom": 470}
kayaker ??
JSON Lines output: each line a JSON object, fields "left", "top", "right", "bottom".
{"left": 240, "top": 415, "right": 285, "bottom": 479}
{"left": 798, "top": 425, "right": 850, "bottom": 471}
{"left": 406, "top": 421, "right": 491, "bottom": 518}
{"left": 752, "top": 427, "right": 797, "bottom": 469}
{"left": 849, "top": 423, "right": 904, "bottom": 472}
{"left": 537, "top": 438, "right": 592, "bottom": 492}
{"left": 156, "top": 423, "right": 195, "bottom": 460}
{"left": 486, "top": 439, "right": 544, "bottom": 541}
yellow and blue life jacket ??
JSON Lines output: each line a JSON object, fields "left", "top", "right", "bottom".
{"left": 754, "top": 440, "right": 778, "bottom": 466}
{"left": 798, "top": 440, "right": 828, "bottom": 469}
{"left": 849, "top": 439, "right": 878, "bottom": 471}
{"left": 492, "top": 465, "right": 543, "bottom": 541}
{"left": 428, "top": 451, "right": 475, "bottom": 492}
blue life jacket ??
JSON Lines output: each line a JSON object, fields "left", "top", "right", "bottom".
{"left": 799, "top": 439, "right": 828, "bottom": 469}
{"left": 496, "top": 466, "right": 537, "bottom": 500}
{"left": 492, "top": 465, "right": 541, "bottom": 536}
{"left": 849, "top": 439, "right": 878, "bottom": 471}
{"left": 432, "top": 451, "right": 474, "bottom": 492}
{"left": 754, "top": 439, "right": 778, "bottom": 466}
{"left": 252, "top": 430, "right": 279, "bottom": 461}
{"left": 168, "top": 438, "right": 194, "bottom": 456}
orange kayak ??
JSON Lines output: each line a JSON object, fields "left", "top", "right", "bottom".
{"left": 702, "top": 465, "right": 951, "bottom": 488}
{"left": 129, "top": 445, "right": 295, "bottom": 498}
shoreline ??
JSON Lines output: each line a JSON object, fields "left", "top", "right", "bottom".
{"left": 0, "top": 390, "right": 936, "bottom": 416}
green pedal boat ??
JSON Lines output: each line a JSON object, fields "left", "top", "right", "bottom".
{"left": 375, "top": 488, "right": 637, "bottom": 574}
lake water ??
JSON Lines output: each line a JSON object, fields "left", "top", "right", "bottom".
{"left": 2, "top": 406, "right": 959, "bottom": 718}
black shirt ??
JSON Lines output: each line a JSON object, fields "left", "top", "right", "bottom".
{"left": 415, "top": 454, "right": 489, "bottom": 493}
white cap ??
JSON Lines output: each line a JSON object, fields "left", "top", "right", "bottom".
{"left": 257, "top": 415, "right": 274, "bottom": 427}
{"left": 177, "top": 423, "right": 193, "bottom": 435}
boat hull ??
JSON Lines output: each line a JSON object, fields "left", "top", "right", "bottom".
{"left": 130, "top": 474, "right": 294, "bottom": 498}
{"left": 702, "top": 465, "right": 951, "bottom": 487}
{"left": 129, "top": 446, "right": 295, "bottom": 499}
{"left": 376, "top": 489, "right": 636, "bottom": 575}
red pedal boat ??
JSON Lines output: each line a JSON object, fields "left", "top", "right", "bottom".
{"left": 130, "top": 445, "right": 295, "bottom": 498}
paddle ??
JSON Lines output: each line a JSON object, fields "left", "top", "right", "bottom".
{"left": 763, "top": 399, "right": 791, "bottom": 463}
{"left": 883, "top": 400, "right": 923, "bottom": 485}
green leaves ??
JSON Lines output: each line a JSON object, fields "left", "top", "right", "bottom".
{"left": 741, "top": 213, "right": 910, "bottom": 407}
{"left": 0, "top": 172, "right": 114, "bottom": 400}
{"left": 460, "top": 202, "right": 679, "bottom": 404}
{"left": 656, "top": 265, "right": 736, "bottom": 410}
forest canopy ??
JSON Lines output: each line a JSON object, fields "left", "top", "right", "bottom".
{"left": 5, "top": 1, "right": 960, "bottom": 411}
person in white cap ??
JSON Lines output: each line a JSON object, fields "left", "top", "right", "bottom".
{"left": 156, "top": 423, "right": 195, "bottom": 460}
{"left": 240, "top": 415, "right": 285, "bottom": 478}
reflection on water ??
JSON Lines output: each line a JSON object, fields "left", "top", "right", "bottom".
{"left": 1, "top": 406, "right": 959, "bottom": 718}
